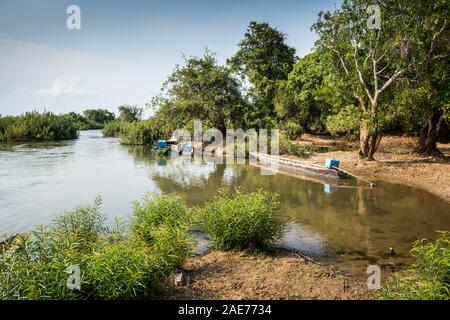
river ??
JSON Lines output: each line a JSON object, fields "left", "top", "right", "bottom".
{"left": 1, "top": 130, "right": 449, "bottom": 276}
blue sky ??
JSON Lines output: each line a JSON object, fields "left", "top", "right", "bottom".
{"left": 0, "top": 0, "right": 341, "bottom": 116}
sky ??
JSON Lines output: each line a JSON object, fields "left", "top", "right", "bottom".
{"left": 0, "top": 0, "right": 341, "bottom": 116}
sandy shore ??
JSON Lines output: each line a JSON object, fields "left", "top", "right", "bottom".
{"left": 296, "top": 134, "right": 450, "bottom": 202}
{"left": 163, "top": 250, "right": 369, "bottom": 300}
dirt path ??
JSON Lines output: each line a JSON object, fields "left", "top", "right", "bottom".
{"left": 163, "top": 250, "right": 369, "bottom": 300}
{"left": 298, "top": 135, "right": 450, "bottom": 202}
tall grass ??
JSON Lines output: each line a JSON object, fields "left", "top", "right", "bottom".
{"left": 0, "top": 190, "right": 286, "bottom": 300}
{"left": 377, "top": 231, "right": 450, "bottom": 300}
{"left": 0, "top": 111, "right": 79, "bottom": 141}
{"left": 0, "top": 195, "right": 193, "bottom": 300}
{"left": 131, "top": 195, "right": 193, "bottom": 270}
{"left": 197, "top": 188, "right": 283, "bottom": 250}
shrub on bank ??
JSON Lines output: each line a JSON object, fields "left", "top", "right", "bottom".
{"left": 131, "top": 195, "right": 193, "bottom": 270}
{"left": 85, "top": 240, "right": 165, "bottom": 299}
{"left": 0, "top": 196, "right": 193, "bottom": 300}
{"left": 281, "top": 120, "right": 303, "bottom": 140}
{"left": 0, "top": 111, "right": 79, "bottom": 142}
{"left": 118, "top": 120, "right": 158, "bottom": 145}
{"left": 197, "top": 188, "right": 283, "bottom": 250}
{"left": 102, "top": 120, "right": 124, "bottom": 137}
{"left": 103, "top": 119, "right": 160, "bottom": 145}
{"left": 377, "top": 231, "right": 450, "bottom": 300}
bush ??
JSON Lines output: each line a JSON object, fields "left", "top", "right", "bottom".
{"left": 0, "top": 196, "right": 193, "bottom": 300}
{"left": 325, "top": 105, "right": 361, "bottom": 137}
{"left": 132, "top": 195, "right": 190, "bottom": 240}
{"left": 117, "top": 120, "right": 159, "bottom": 145}
{"left": 131, "top": 195, "right": 193, "bottom": 270}
{"left": 52, "top": 197, "right": 107, "bottom": 253}
{"left": 85, "top": 241, "right": 164, "bottom": 299}
{"left": 102, "top": 120, "right": 124, "bottom": 137}
{"left": 197, "top": 188, "right": 283, "bottom": 250}
{"left": 0, "top": 225, "right": 87, "bottom": 300}
{"left": 281, "top": 120, "right": 302, "bottom": 140}
{"left": 0, "top": 111, "right": 79, "bottom": 141}
{"left": 377, "top": 231, "right": 450, "bottom": 300}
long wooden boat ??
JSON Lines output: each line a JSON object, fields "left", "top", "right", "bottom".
{"left": 250, "top": 152, "right": 347, "bottom": 179}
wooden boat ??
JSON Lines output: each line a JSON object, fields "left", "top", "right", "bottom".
{"left": 250, "top": 152, "right": 347, "bottom": 179}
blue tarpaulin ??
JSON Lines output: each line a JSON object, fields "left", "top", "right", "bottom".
{"left": 157, "top": 140, "right": 167, "bottom": 148}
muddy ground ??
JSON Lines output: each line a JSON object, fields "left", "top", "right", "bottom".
{"left": 162, "top": 135, "right": 448, "bottom": 300}
{"left": 163, "top": 250, "right": 369, "bottom": 300}
{"left": 298, "top": 134, "right": 450, "bottom": 202}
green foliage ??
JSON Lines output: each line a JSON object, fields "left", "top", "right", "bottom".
{"left": 82, "top": 109, "right": 115, "bottom": 129}
{"left": 151, "top": 51, "right": 249, "bottom": 134}
{"left": 228, "top": 21, "right": 296, "bottom": 95}
{"left": 131, "top": 194, "right": 191, "bottom": 243}
{"left": 52, "top": 197, "right": 107, "bottom": 253}
{"left": 131, "top": 195, "right": 193, "bottom": 270}
{"left": 228, "top": 21, "right": 297, "bottom": 126}
{"left": 0, "top": 196, "right": 193, "bottom": 300}
{"left": 63, "top": 112, "right": 93, "bottom": 130}
{"left": 102, "top": 120, "right": 125, "bottom": 137}
{"left": 0, "top": 201, "right": 106, "bottom": 300}
{"left": 377, "top": 231, "right": 450, "bottom": 300}
{"left": 85, "top": 241, "right": 164, "bottom": 299}
{"left": 279, "top": 133, "right": 305, "bottom": 157}
{"left": 312, "top": 0, "right": 449, "bottom": 157}
{"left": 118, "top": 105, "right": 143, "bottom": 122}
{"left": 326, "top": 105, "right": 361, "bottom": 136}
{"left": 280, "top": 120, "right": 302, "bottom": 140}
{"left": 116, "top": 119, "right": 160, "bottom": 145}
{"left": 0, "top": 111, "right": 79, "bottom": 141}
{"left": 275, "top": 51, "right": 336, "bottom": 133}
{"left": 197, "top": 188, "right": 283, "bottom": 250}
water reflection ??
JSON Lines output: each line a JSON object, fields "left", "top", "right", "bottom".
{"left": 124, "top": 146, "right": 450, "bottom": 274}
{"left": 0, "top": 130, "right": 449, "bottom": 276}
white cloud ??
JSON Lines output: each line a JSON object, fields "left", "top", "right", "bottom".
{"left": 38, "top": 77, "right": 97, "bottom": 97}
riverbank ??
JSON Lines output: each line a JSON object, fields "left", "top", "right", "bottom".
{"left": 162, "top": 250, "right": 369, "bottom": 300}
{"left": 295, "top": 135, "right": 450, "bottom": 202}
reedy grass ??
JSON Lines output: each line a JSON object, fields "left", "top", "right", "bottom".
{"left": 377, "top": 231, "right": 450, "bottom": 300}
{"left": 196, "top": 188, "right": 283, "bottom": 250}
{"left": 0, "top": 111, "right": 79, "bottom": 142}
{"left": 0, "top": 195, "right": 193, "bottom": 300}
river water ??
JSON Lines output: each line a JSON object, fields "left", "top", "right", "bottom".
{"left": 1, "top": 130, "right": 449, "bottom": 276}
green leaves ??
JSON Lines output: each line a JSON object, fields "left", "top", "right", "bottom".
{"left": 197, "top": 188, "right": 283, "bottom": 250}
{"left": 0, "top": 195, "right": 193, "bottom": 300}
{"left": 151, "top": 51, "right": 248, "bottom": 133}
{"left": 377, "top": 231, "right": 450, "bottom": 300}
{"left": 0, "top": 111, "right": 79, "bottom": 142}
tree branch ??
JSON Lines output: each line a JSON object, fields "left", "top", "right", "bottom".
{"left": 353, "top": 40, "right": 374, "bottom": 104}
{"left": 330, "top": 46, "right": 350, "bottom": 76}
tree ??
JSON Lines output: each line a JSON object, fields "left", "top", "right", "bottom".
{"left": 150, "top": 51, "right": 248, "bottom": 135}
{"left": 83, "top": 109, "right": 115, "bottom": 125}
{"left": 393, "top": 58, "right": 449, "bottom": 156}
{"left": 228, "top": 21, "right": 297, "bottom": 127}
{"left": 118, "top": 105, "right": 143, "bottom": 122}
{"left": 313, "top": 0, "right": 448, "bottom": 159}
{"left": 274, "top": 51, "right": 344, "bottom": 133}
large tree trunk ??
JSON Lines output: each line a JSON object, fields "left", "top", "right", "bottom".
{"left": 437, "top": 118, "right": 450, "bottom": 143}
{"left": 359, "top": 125, "right": 382, "bottom": 160}
{"left": 414, "top": 111, "right": 443, "bottom": 157}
